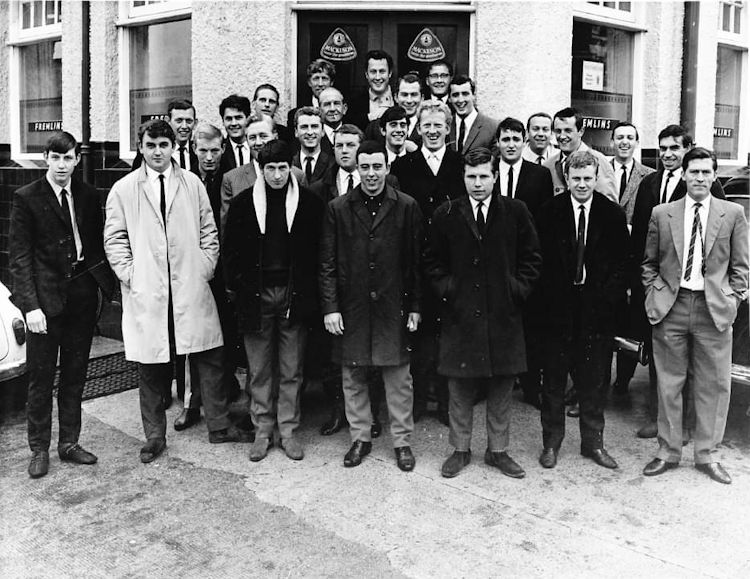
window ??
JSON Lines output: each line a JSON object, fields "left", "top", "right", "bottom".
{"left": 719, "top": 0, "right": 743, "bottom": 34}
{"left": 19, "top": 0, "right": 62, "bottom": 31}
{"left": 587, "top": 1, "right": 631, "bottom": 12}
{"left": 714, "top": 46, "right": 743, "bottom": 160}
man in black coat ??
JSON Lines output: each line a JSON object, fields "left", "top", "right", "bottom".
{"left": 223, "top": 140, "right": 323, "bottom": 462}
{"left": 536, "top": 150, "right": 629, "bottom": 470}
{"left": 10, "top": 132, "right": 115, "bottom": 478}
{"left": 423, "top": 148, "right": 541, "bottom": 479}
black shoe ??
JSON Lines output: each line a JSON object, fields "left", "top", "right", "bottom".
{"left": 566, "top": 403, "right": 580, "bottom": 418}
{"left": 441, "top": 450, "right": 471, "bottom": 478}
{"left": 643, "top": 458, "right": 679, "bottom": 477}
{"left": 395, "top": 446, "right": 415, "bottom": 471}
{"left": 320, "top": 408, "right": 347, "bottom": 436}
{"left": 58, "top": 443, "right": 98, "bottom": 465}
{"left": 174, "top": 408, "right": 201, "bottom": 431}
{"left": 344, "top": 440, "right": 372, "bottom": 467}
{"left": 696, "top": 462, "right": 732, "bottom": 484}
{"left": 484, "top": 449, "right": 525, "bottom": 478}
{"left": 28, "top": 450, "right": 49, "bottom": 478}
{"left": 581, "top": 447, "right": 618, "bottom": 469}
{"left": 371, "top": 418, "right": 382, "bottom": 439}
{"left": 140, "top": 439, "right": 166, "bottom": 463}
{"left": 637, "top": 423, "right": 658, "bottom": 438}
{"left": 209, "top": 426, "right": 253, "bottom": 444}
{"left": 564, "top": 388, "right": 577, "bottom": 406}
{"left": 539, "top": 447, "right": 558, "bottom": 469}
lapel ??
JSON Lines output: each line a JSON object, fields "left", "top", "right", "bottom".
{"left": 371, "top": 187, "right": 396, "bottom": 231}
{"left": 348, "top": 187, "right": 373, "bottom": 232}
{"left": 515, "top": 160, "right": 532, "bottom": 201}
{"left": 704, "top": 198, "right": 725, "bottom": 257}
{"left": 585, "top": 194, "right": 604, "bottom": 255}
{"left": 70, "top": 179, "right": 86, "bottom": 231}
{"left": 554, "top": 154, "right": 566, "bottom": 185}
{"left": 241, "top": 162, "right": 257, "bottom": 191}
{"left": 457, "top": 196, "right": 481, "bottom": 241}
{"left": 668, "top": 198, "right": 686, "bottom": 267}
{"left": 462, "top": 113, "right": 483, "bottom": 153}
{"left": 166, "top": 164, "right": 181, "bottom": 217}
{"left": 136, "top": 165, "right": 164, "bottom": 225}
{"left": 314, "top": 151, "right": 331, "bottom": 180}
{"left": 41, "top": 179, "right": 71, "bottom": 229}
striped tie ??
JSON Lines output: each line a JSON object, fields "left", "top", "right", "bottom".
{"left": 684, "top": 202, "right": 703, "bottom": 281}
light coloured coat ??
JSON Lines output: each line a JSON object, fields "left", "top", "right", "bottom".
{"left": 544, "top": 141, "right": 618, "bottom": 203}
{"left": 104, "top": 161, "right": 223, "bottom": 363}
{"left": 610, "top": 158, "right": 655, "bottom": 225}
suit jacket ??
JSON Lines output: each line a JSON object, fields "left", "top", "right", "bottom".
{"left": 449, "top": 112, "right": 498, "bottom": 155}
{"left": 293, "top": 150, "right": 336, "bottom": 187}
{"left": 493, "top": 160, "right": 553, "bottom": 223}
{"left": 132, "top": 148, "right": 200, "bottom": 175}
{"left": 610, "top": 159, "right": 655, "bottom": 225}
{"left": 536, "top": 192, "right": 630, "bottom": 336}
{"left": 10, "top": 177, "right": 115, "bottom": 316}
{"left": 308, "top": 164, "right": 401, "bottom": 203}
{"left": 544, "top": 142, "right": 618, "bottom": 204}
{"left": 220, "top": 137, "right": 253, "bottom": 174}
{"left": 423, "top": 194, "right": 541, "bottom": 377}
{"left": 346, "top": 89, "right": 382, "bottom": 131}
{"left": 641, "top": 197, "right": 749, "bottom": 333}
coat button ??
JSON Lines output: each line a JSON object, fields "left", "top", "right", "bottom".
{"left": 369, "top": 234, "right": 374, "bottom": 240}
{"left": 474, "top": 283, "right": 480, "bottom": 290}
{"left": 369, "top": 262, "right": 375, "bottom": 270}
{"left": 473, "top": 258, "right": 480, "bottom": 266}
{"left": 460, "top": 362, "right": 467, "bottom": 368}
{"left": 474, "top": 310, "right": 481, "bottom": 317}
{"left": 370, "top": 291, "right": 377, "bottom": 300}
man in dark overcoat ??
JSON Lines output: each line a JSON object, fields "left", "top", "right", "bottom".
{"left": 423, "top": 147, "right": 541, "bottom": 479}
{"left": 319, "top": 140, "right": 423, "bottom": 471}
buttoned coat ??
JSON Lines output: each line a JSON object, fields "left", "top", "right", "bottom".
{"left": 104, "top": 161, "right": 223, "bottom": 363}
{"left": 319, "top": 185, "right": 423, "bottom": 366}
{"left": 423, "top": 195, "right": 542, "bottom": 377}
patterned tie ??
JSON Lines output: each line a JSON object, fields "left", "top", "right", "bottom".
{"left": 457, "top": 117, "right": 466, "bottom": 153}
{"left": 159, "top": 174, "right": 166, "bottom": 226}
{"left": 619, "top": 164, "right": 628, "bottom": 201}
{"left": 684, "top": 202, "right": 703, "bottom": 281}
{"left": 237, "top": 144, "right": 245, "bottom": 167}
{"left": 507, "top": 165, "right": 514, "bottom": 199}
{"left": 179, "top": 146, "right": 186, "bottom": 169}
{"left": 476, "top": 200, "right": 485, "bottom": 236}
{"left": 305, "top": 156, "right": 313, "bottom": 184}
{"left": 574, "top": 204, "right": 586, "bottom": 284}
{"left": 660, "top": 170, "right": 674, "bottom": 204}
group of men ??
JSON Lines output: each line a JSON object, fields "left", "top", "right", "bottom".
{"left": 11, "top": 49, "right": 747, "bottom": 486}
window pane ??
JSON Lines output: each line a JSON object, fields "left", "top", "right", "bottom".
{"left": 18, "top": 40, "right": 63, "bottom": 154}
{"left": 57, "top": 0, "right": 61, "bottom": 21}
{"left": 22, "top": 2, "right": 31, "bottom": 28}
{"left": 32, "top": 1, "right": 42, "bottom": 27}
{"left": 128, "top": 19, "right": 192, "bottom": 150}
{"left": 603, "top": 2, "right": 615, "bottom": 8}
{"left": 45, "top": 0, "right": 55, "bottom": 24}
{"left": 714, "top": 46, "right": 742, "bottom": 159}
{"left": 722, "top": 3, "right": 732, "bottom": 31}
{"left": 619, "top": 2, "right": 631, "bottom": 11}
{"left": 734, "top": 5, "right": 742, "bottom": 33}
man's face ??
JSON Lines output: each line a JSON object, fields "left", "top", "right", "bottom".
{"left": 169, "top": 108, "right": 195, "bottom": 146}
{"left": 464, "top": 162, "right": 496, "bottom": 203}
{"left": 295, "top": 114, "right": 323, "bottom": 150}
{"left": 334, "top": 133, "right": 360, "bottom": 171}
{"left": 612, "top": 125, "right": 638, "bottom": 163}
{"left": 194, "top": 136, "right": 224, "bottom": 174}
{"left": 553, "top": 116, "right": 583, "bottom": 155}
{"left": 496, "top": 129, "right": 524, "bottom": 164}
{"left": 365, "top": 58, "right": 391, "bottom": 95}
{"left": 45, "top": 147, "right": 79, "bottom": 187}
{"left": 382, "top": 118, "right": 408, "bottom": 150}
{"left": 253, "top": 88, "right": 279, "bottom": 117}
{"left": 222, "top": 107, "right": 249, "bottom": 143}
{"left": 683, "top": 157, "right": 715, "bottom": 202}
{"left": 449, "top": 82, "right": 476, "bottom": 118}
{"left": 527, "top": 115, "right": 552, "bottom": 155}
{"left": 658, "top": 135, "right": 688, "bottom": 172}
{"left": 246, "top": 119, "right": 277, "bottom": 160}
{"left": 396, "top": 81, "right": 422, "bottom": 118}
{"left": 357, "top": 152, "right": 388, "bottom": 195}
{"left": 566, "top": 164, "right": 597, "bottom": 203}
{"left": 307, "top": 71, "right": 332, "bottom": 99}
{"left": 139, "top": 134, "right": 174, "bottom": 173}
{"left": 319, "top": 89, "right": 347, "bottom": 127}
{"left": 418, "top": 110, "right": 449, "bottom": 152}
{"left": 263, "top": 162, "right": 291, "bottom": 190}
{"left": 426, "top": 64, "right": 451, "bottom": 98}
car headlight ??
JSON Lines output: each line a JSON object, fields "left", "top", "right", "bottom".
{"left": 12, "top": 318, "right": 26, "bottom": 345}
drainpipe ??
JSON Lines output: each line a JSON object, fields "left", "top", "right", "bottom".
{"left": 80, "top": 0, "right": 92, "bottom": 183}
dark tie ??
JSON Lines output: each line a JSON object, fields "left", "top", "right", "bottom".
{"left": 159, "top": 174, "right": 166, "bottom": 225}
{"left": 305, "top": 156, "right": 313, "bottom": 183}
{"left": 660, "top": 170, "right": 674, "bottom": 204}
{"left": 476, "top": 200, "right": 485, "bottom": 236}
{"left": 237, "top": 144, "right": 245, "bottom": 167}
{"left": 619, "top": 164, "right": 628, "bottom": 201}
{"left": 179, "top": 146, "right": 186, "bottom": 169}
{"left": 347, "top": 173, "right": 354, "bottom": 195}
{"left": 537, "top": 156, "right": 544, "bottom": 165}
{"left": 457, "top": 117, "right": 466, "bottom": 153}
{"left": 684, "top": 202, "right": 703, "bottom": 281}
{"left": 507, "top": 165, "right": 514, "bottom": 199}
{"left": 60, "top": 188, "right": 74, "bottom": 253}
{"left": 574, "top": 204, "right": 586, "bottom": 284}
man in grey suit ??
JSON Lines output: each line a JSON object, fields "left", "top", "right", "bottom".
{"left": 448, "top": 75, "right": 498, "bottom": 156}
{"left": 641, "top": 147, "right": 748, "bottom": 484}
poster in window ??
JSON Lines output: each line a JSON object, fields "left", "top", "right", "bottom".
{"left": 582, "top": 61, "right": 604, "bottom": 92}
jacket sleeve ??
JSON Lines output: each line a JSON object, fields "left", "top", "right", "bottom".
{"left": 197, "top": 180, "right": 219, "bottom": 276}
{"left": 219, "top": 173, "right": 233, "bottom": 236}
{"left": 511, "top": 202, "right": 543, "bottom": 303}
{"left": 318, "top": 201, "right": 339, "bottom": 314}
{"left": 641, "top": 212, "right": 661, "bottom": 295}
{"left": 9, "top": 192, "right": 40, "bottom": 313}
{"left": 421, "top": 206, "right": 456, "bottom": 302}
{"left": 729, "top": 207, "right": 749, "bottom": 301}
{"left": 103, "top": 183, "right": 134, "bottom": 288}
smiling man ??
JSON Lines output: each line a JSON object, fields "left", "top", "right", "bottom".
{"left": 292, "top": 106, "right": 335, "bottom": 186}
{"left": 287, "top": 58, "right": 336, "bottom": 131}
{"left": 318, "top": 87, "right": 348, "bottom": 153}
{"left": 219, "top": 94, "right": 252, "bottom": 173}
{"left": 425, "top": 60, "right": 453, "bottom": 103}
{"left": 132, "top": 99, "right": 199, "bottom": 173}
{"left": 366, "top": 73, "right": 423, "bottom": 146}
{"left": 252, "top": 83, "right": 293, "bottom": 144}
{"left": 449, "top": 75, "right": 498, "bottom": 156}
{"left": 522, "top": 112, "right": 554, "bottom": 164}
{"left": 348, "top": 50, "right": 395, "bottom": 129}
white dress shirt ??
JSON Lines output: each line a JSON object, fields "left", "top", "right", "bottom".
{"left": 144, "top": 163, "right": 174, "bottom": 217}
{"left": 421, "top": 145, "right": 446, "bottom": 176}
{"left": 522, "top": 144, "right": 553, "bottom": 164}
{"left": 470, "top": 195, "right": 489, "bottom": 221}
{"left": 498, "top": 159, "right": 522, "bottom": 198}
{"left": 386, "top": 146, "right": 407, "bottom": 165}
{"left": 300, "top": 149, "right": 322, "bottom": 175}
{"left": 572, "top": 195, "right": 593, "bottom": 284}
{"left": 337, "top": 167, "right": 360, "bottom": 196}
{"left": 173, "top": 144, "right": 191, "bottom": 172}
{"left": 233, "top": 140, "right": 251, "bottom": 167}
{"left": 661, "top": 167, "right": 683, "bottom": 203}
{"left": 680, "top": 195, "right": 710, "bottom": 291}
{"left": 323, "top": 123, "right": 340, "bottom": 146}
{"left": 46, "top": 174, "right": 83, "bottom": 261}
{"left": 454, "top": 109, "right": 478, "bottom": 149}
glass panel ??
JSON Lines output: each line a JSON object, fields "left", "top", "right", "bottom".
{"left": 32, "top": 1, "right": 42, "bottom": 27}
{"left": 45, "top": 0, "right": 55, "bottom": 24}
{"left": 619, "top": 2, "right": 631, "bottom": 11}
{"left": 571, "top": 21, "right": 634, "bottom": 155}
{"left": 713, "top": 46, "right": 742, "bottom": 159}
{"left": 57, "top": 0, "right": 61, "bottom": 20}
{"left": 722, "top": 3, "right": 732, "bottom": 31}
{"left": 22, "top": 2, "right": 31, "bottom": 28}
{"left": 18, "top": 40, "right": 63, "bottom": 154}
{"left": 128, "top": 19, "right": 192, "bottom": 150}
{"left": 734, "top": 5, "right": 742, "bottom": 33}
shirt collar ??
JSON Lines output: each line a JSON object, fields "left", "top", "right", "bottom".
{"left": 45, "top": 173, "right": 70, "bottom": 196}
{"left": 469, "top": 195, "right": 490, "bottom": 211}
{"left": 369, "top": 86, "right": 393, "bottom": 103}
{"left": 421, "top": 144, "right": 446, "bottom": 164}
{"left": 457, "top": 109, "right": 478, "bottom": 126}
{"left": 499, "top": 158, "right": 522, "bottom": 173}
{"left": 616, "top": 158, "right": 634, "bottom": 173}
{"left": 686, "top": 194, "right": 711, "bottom": 212}
{"left": 664, "top": 167, "right": 683, "bottom": 179}
{"left": 145, "top": 162, "right": 172, "bottom": 182}
{"left": 573, "top": 195, "right": 593, "bottom": 213}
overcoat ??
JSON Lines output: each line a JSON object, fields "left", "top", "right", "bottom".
{"left": 104, "top": 161, "right": 223, "bottom": 363}
{"left": 423, "top": 194, "right": 541, "bottom": 377}
{"left": 319, "top": 184, "right": 422, "bottom": 366}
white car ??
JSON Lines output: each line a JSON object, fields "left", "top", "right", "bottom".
{"left": 0, "top": 281, "right": 27, "bottom": 412}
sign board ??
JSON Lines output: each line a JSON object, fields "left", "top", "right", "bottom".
{"left": 713, "top": 126, "right": 734, "bottom": 138}
{"left": 320, "top": 28, "right": 357, "bottom": 62}
{"left": 407, "top": 28, "right": 446, "bottom": 62}
{"left": 28, "top": 120, "right": 62, "bottom": 132}
{"left": 581, "top": 116, "right": 618, "bottom": 131}
{"left": 141, "top": 114, "right": 169, "bottom": 124}
{"left": 582, "top": 60, "right": 604, "bottom": 91}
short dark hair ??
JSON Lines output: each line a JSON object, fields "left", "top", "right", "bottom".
{"left": 450, "top": 74, "right": 476, "bottom": 94}
{"left": 219, "top": 94, "right": 251, "bottom": 117}
{"left": 307, "top": 58, "right": 336, "bottom": 81}
{"left": 138, "top": 119, "right": 175, "bottom": 146}
{"left": 167, "top": 99, "right": 195, "bottom": 118}
{"left": 257, "top": 139, "right": 293, "bottom": 168}
{"left": 379, "top": 105, "right": 408, "bottom": 129}
{"left": 565, "top": 150, "right": 598, "bottom": 175}
{"left": 495, "top": 117, "right": 526, "bottom": 140}
{"left": 44, "top": 131, "right": 80, "bottom": 155}
{"left": 293, "top": 106, "right": 323, "bottom": 129}
{"left": 334, "top": 124, "right": 365, "bottom": 145}
{"left": 366, "top": 49, "right": 393, "bottom": 72}
{"left": 682, "top": 146, "right": 717, "bottom": 172}
{"left": 658, "top": 124, "right": 693, "bottom": 148}
{"left": 428, "top": 60, "right": 453, "bottom": 77}
{"left": 611, "top": 121, "right": 639, "bottom": 141}
{"left": 253, "top": 83, "right": 280, "bottom": 102}
{"left": 356, "top": 140, "right": 388, "bottom": 163}
{"left": 397, "top": 72, "right": 421, "bottom": 92}
{"left": 463, "top": 147, "right": 495, "bottom": 170}
{"left": 526, "top": 112, "right": 552, "bottom": 131}
{"left": 553, "top": 107, "right": 583, "bottom": 131}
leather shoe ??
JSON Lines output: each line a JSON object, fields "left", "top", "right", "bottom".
{"left": 581, "top": 447, "right": 618, "bottom": 469}
{"left": 281, "top": 437, "right": 304, "bottom": 460}
{"left": 209, "top": 425, "right": 253, "bottom": 444}
{"left": 249, "top": 438, "right": 270, "bottom": 462}
{"left": 395, "top": 446, "right": 416, "bottom": 471}
{"left": 566, "top": 403, "right": 580, "bottom": 418}
{"left": 174, "top": 408, "right": 201, "bottom": 431}
{"left": 320, "top": 408, "right": 347, "bottom": 436}
{"left": 637, "top": 422, "right": 658, "bottom": 438}
{"left": 344, "top": 440, "right": 372, "bottom": 467}
{"left": 539, "top": 447, "right": 558, "bottom": 469}
{"left": 441, "top": 450, "right": 471, "bottom": 478}
{"left": 28, "top": 450, "right": 49, "bottom": 478}
{"left": 371, "top": 418, "right": 382, "bottom": 439}
{"left": 484, "top": 450, "right": 525, "bottom": 478}
{"left": 58, "top": 443, "right": 98, "bottom": 465}
{"left": 139, "top": 439, "right": 166, "bottom": 463}
{"left": 696, "top": 462, "right": 732, "bottom": 485}
{"left": 643, "top": 458, "right": 679, "bottom": 476}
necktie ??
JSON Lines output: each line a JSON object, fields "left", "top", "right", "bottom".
{"left": 619, "top": 164, "right": 628, "bottom": 201}
{"left": 179, "top": 146, "right": 186, "bottom": 169}
{"left": 60, "top": 189, "right": 74, "bottom": 254}
{"left": 574, "top": 204, "right": 586, "bottom": 284}
{"left": 684, "top": 202, "right": 703, "bottom": 281}
{"left": 346, "top": 173, "right": 354, "bottom": 195}
{"left": 537, "top": 156, "right": 544, "bottom": 165}
{"left": 457, "top": 117, "right": 466, "bottom": 153}
{"left": 476, "top": 200, "right": 486, "bottom": 236}
{"left": 237, "top": 144, "right": 245, "bottom": 167}
{"left": 660, "top": 170, "right": 674, "bottom": 204}
{"left": 305, "top": 156, "right": 313, "bottom": 184}
{"left": 159, "top": 174, "right": 166, "bottom": 225}
{"left": 507, "top": 165, "right": 514, "bottom": 199}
